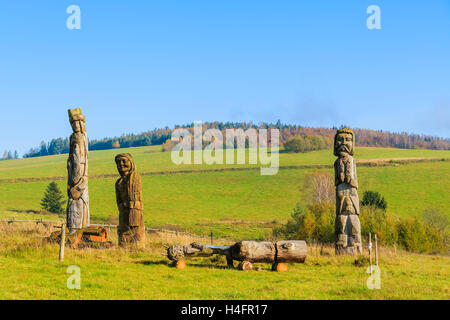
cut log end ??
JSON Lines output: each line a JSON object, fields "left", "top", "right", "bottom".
{"left": 171, "top": 260, "right": 186, "bottom": 269}
{"left": 272, "top": 262, "right": 288, "bottom": 272}
{"left": 238, "top": 261, "right": 253, "bottom": 271}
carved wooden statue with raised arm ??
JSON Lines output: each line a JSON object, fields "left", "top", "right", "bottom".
{"left": 67, "top": 108, "right": 90, "bottom": 232}
{"left": 115, "top": 153, "right": 146, "bottom": 248}
{"left": 334, "top": 128, "right": 362, "bottom": 255}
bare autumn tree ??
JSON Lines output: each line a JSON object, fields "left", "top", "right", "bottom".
{"left": 302, "top": 171, "right": 335, "bottom": 204}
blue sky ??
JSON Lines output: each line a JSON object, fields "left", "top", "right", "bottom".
{"left": 1, "top": 0, "right": 449, "bottom": 155}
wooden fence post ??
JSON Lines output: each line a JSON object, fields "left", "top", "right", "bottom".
{"left": 374, "top": 234, "right": 378, "bottom": 266}
{"left": 368, "top": 233, "right": 372, "bottom": 274}
{"left": 59, "top": 223, "right": 65, "bottom": 262}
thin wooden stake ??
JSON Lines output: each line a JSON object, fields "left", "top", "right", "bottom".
{"left": 210, "top": 232, "right": 213, "bottom": 245}
{"left": 59, "top": 223, "right": 65, "bottom": 262}
{"left": 374, "top": 234, "right": 378, "bottom": 266}
{"left": 368, "top": 232, "right": 373, "bottom": 274}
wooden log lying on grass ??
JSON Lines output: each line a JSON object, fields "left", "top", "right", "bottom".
{"left": 275, "top": 241, "right": 307, "bottom": 263}
{"left": 166, "top": 243, "right": 229, "bottom": 261}
{"left": 164, "top": 240, "right": 307, "bottom": 270}
{"left": 230, "top": 241, "right": 276, "bottom": 263}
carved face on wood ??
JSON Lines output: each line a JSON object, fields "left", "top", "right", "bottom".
{"left": 71, "top": 120, "right": 86, "bottom": 133}
{"left": 116, "top": 157, "right": 132, "bottom": 176}
{"left": 335, "top": 132, "right": 354, "bottom": 156}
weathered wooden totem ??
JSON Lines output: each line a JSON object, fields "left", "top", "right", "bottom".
{"left": 67, "top": 108, "right": 90, "bottom": 232}
{"left": 334, "top": 128, "right": 362, "bottom": 255}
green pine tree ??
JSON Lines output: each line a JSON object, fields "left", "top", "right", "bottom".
{"left": 41, "top": 182, "right": 65, "bottom": 214}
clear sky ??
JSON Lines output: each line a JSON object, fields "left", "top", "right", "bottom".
{"left": 1, "top": 0, "right": 449, "bottom": 155}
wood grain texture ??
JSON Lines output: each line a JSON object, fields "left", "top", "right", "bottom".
{"left": 230, "top": 241, "right": 276, "bottom": 263}
{"left": 275, "top": 240, "right": 307, "bottom": 263}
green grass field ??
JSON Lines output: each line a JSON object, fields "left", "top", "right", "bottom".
{"left": 0, "top": 146, "right": 449, "bottom": 299}
{"left": 0, "top": 146, "right": 448, "bottom": 239}
{"left": 0, "top": 223, "right": 448, "bottom": 300}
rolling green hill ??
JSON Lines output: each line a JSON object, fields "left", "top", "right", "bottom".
{"left": 0, "top": 146, "right": 449, "bottom": 239}
{"left": 2, "top": 145, "right": 449, "bottom": 179}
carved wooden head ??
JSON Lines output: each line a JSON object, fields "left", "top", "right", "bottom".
{"left": 334, "top": 128, "right": 355, "bottom": 156}
{"left": 115, "top": 153, "right": 135, "bottom": 177}
{"left": 68, "top": 108, "right": 86, "bottom": 133}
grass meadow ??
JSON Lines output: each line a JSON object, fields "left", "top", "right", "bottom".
{"left": 0, "top": 223, "right": 448, "bottom": 300}
{"left": 1, "top": 145, "right": 449, "bottom": 179}
{"left": 0, "top": 146, "right": 449, "bottom": 299}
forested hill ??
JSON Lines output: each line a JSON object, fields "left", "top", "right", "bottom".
{"left": 20, "top": 121, "right": 450, "bottom": 158}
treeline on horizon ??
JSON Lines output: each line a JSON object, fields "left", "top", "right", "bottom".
{"left": 18, "top": 121, "right": 450, "bottom": 159}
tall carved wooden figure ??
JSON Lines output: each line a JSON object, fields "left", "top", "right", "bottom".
{"left": 115, "top": 153, "right": 146, "bottom": 248}
{"left": 334, "top": 128, "right": 362, "bottom": 255}
{"left": 67, "top": 108, "right": 90, "bottom": 233}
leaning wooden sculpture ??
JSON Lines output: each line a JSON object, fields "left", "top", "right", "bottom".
{"left": 164, "top": 240, "right": 307, "bottom": 271}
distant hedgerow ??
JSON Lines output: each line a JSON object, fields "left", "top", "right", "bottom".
{"left": 284, "top": 135, "right": 332, "bottom": 153}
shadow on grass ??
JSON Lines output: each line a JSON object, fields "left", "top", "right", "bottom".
{"left": 135, "top": 260, "right": 169, "bottom": 266}
{"left": 7, "top": 209, "right": 40, "bottom": 214}
{"left": 183, "top": 263, "right": 235, "bottom": 270}
{"left": 135, "top": 259, "right": 240, "bottom": 270}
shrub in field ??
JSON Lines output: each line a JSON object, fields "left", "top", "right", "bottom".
{"left": 273, "top": 202, "right": 335, "bottom": 243}
{"left": 274, "top": 171, "right": 447, "bottom": 254}
{"left": 392, "top": 208, "right": 447, "bottom": 253}
{"left": 361, "top": 190, "right": 387, "bottom": 211}
{"left": 360, "top": 205, "right": 398, "bottom": 246}
{"left": 276, "top": 203, "right": 447, "bottom": 254}
{"left": 422, "top": 207, "right": 449, "bottom": 249}
{"left": 273, "top": 171, "right": 335, "bottom": 242}
{"left": 308, "top": 202, "right": 335, "bottom": 243}
{"left": 422, "top": 207, "right": 449, "bottom": 234}
{"left": 40, "top": 182, "right": 65, "bottom": 214}
{"left": 396, "top": 218, "right": 428, "bottom": 253}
